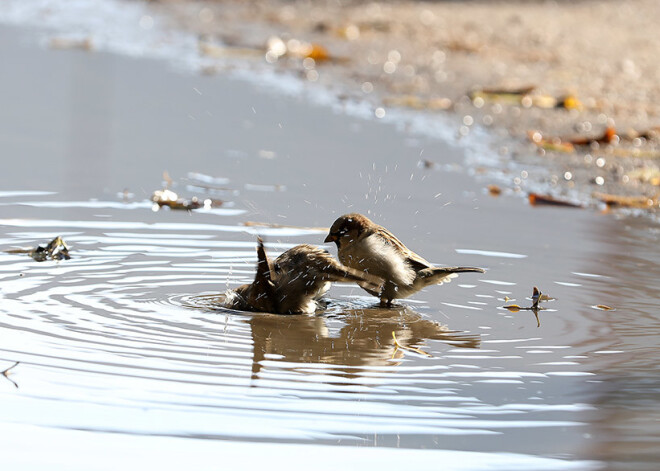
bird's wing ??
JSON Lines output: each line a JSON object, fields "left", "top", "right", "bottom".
{"left": 373, "top": 226, "right": 432, "bottom": 271}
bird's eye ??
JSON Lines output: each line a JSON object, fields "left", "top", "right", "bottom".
{"left": 274, "top": 263, "right": 281, "bottom": 273}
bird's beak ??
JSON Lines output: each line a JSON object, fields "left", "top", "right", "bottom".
{"left": 324, "top": 233, "right": 337, "bottom": 243}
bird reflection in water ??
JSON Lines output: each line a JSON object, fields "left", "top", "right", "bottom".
{"left": 247, "top": 303, "right": 480, "bottom": 381}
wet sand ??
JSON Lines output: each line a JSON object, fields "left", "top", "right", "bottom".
{"left": 152, "top": 0, "right": 660, "bottom": 212}
{"left": 1, "top": 18, "right": 660, "bottom": 471}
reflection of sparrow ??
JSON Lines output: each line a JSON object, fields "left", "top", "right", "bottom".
{"left": 325, "top": 213, "right": 485, "bottom": 306}
{"left": 249, "top": 304, "right": 480, "bottom": 379}
{"left": 226, "top": 238, "right": 382, "bottom": 314}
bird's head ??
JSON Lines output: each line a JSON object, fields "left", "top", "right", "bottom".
{"left": 324, "top": 213, "right": 372, "bottom": 249}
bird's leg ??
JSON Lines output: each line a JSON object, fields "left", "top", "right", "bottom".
{"left": 379, "top": 281, "right": 397, "bottom": 308}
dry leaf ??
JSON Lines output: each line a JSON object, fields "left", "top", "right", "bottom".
{"left": 384, "top": 95, "right": 452, "bottom": 110}
{"left": 528, "top": 131, "right": 575, "bottom": 153}
{"left": 305, "top": 43, "right": 330, "bottom": 61}
{"left": 627, "top": 168, "right": 660, "bottom": 186}
{"left": 488, "top": 184, "right": 502, "bottom": 196}
{"left": 594, "top": 192, "right": 658, "bottom": 209}
{"left": 558, "top": 95, "right": 583, "bottom": 111}
{"left": 529, "top": 193, "right": 583, "bottom": 208}
{"left": 569, "top": 127, "right": 617, "bottom": 146}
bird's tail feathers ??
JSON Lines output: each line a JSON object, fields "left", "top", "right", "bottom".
{"left": 418, "top": 266, "right": 485, "bottom": 286}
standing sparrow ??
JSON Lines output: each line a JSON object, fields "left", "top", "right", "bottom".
{"left": 324, "top": 213, "right": 485, "bottom": 306}
{"left": 226, "top": 237, "right": 382, "bottom": 314}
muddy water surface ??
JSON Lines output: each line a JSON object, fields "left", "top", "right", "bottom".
{"left": 1, "top": 25, "right": 659, "bottom": 470}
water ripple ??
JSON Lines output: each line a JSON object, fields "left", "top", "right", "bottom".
{"left": 0, "top": 213, "right": 602, "bottom": 457}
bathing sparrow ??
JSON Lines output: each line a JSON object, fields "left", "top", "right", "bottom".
{"left": 226, "top": 237, "right": 382, "bottom": 314}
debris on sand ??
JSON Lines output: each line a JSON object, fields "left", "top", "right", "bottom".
{"left": 470, "top": 87, "right": 582, "bottom": 111}
{"left": 487, "top": 184, "right": 502, "bottom": 196}
{"left": 383, "top": 95, "right": 452, "bottom": 111}
{"left": 528, "top": 193, "right": 583, "bottom": 208}
{"left": 49, "top": 36, "right": 94, "bottom": 51}
{"left": 6, "top": 236, "right": 71, "bottom": 262}
{"left": 265, "top": 36, "right": 332, "bottom": 62}
{"left": 528, "top": 127, "right": 618, "bottom": 153}
{"left": 594, "top": 192, "right": 659, "bottom": 210}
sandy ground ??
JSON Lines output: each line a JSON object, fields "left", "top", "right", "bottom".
{"left": 146, "top": 0, "right": 660, "bottom": 211}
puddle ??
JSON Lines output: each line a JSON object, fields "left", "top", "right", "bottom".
{"left": 0, "top": 14, "right": 659, "bottom": 470}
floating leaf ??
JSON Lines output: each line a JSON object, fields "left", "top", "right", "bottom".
{"left": 594, "top": 304, "right": 614, "bottom": 311}
{"left": 503, "top": 304, "right": 522, "bottom": 312}
{"left": 151, "top": 188, "right": 220, "bottom": 211}
{"left": 6, "top": 236, "right": 71, "bottom": 262}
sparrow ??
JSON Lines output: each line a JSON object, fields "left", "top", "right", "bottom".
{"left": 225, "top": 237, "right": 382, "bottom": 314}
{"left": 324, "top": 213, "right": 485, "bottom": 306}
{"left": 225, "top": 237, "right": 278, "bottom": 313}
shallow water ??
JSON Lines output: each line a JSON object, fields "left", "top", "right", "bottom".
{"left": 1, "top": 22, "right": 660, "bottom": 471}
